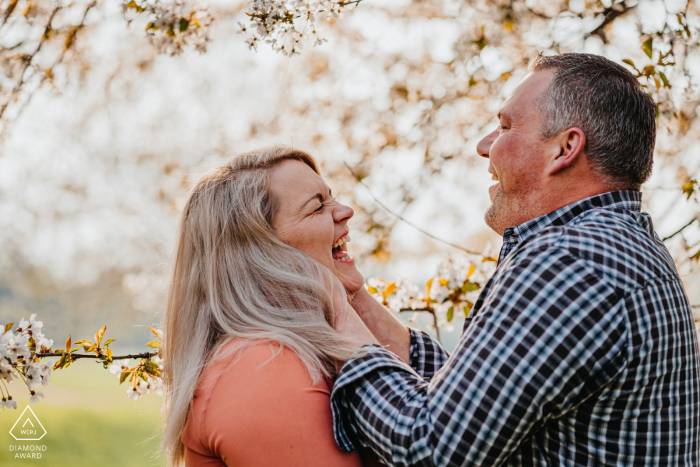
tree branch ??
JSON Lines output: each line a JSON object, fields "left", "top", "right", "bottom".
{"left": 586, "top": 4, "right": 638, "bottom": 42}
{"left": 399, "top": 307, "right": 441, "bottom": 343}
{"left": 0, "top": 0, "right": 19, "bottom": 29}
{"left": 35, "top": 351, "right": 157, "bottom": 360}
{"left": 344, "top": 163, "right": 482, "bottom": 256}
{"left": 662, "top": 217, "right": 697, "bottom": 241}
{"left": 524, "top": 6, "right": 554, "bottom": 20}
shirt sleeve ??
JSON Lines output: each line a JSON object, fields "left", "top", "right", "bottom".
{"left": 331, "top": 247, "right": 629, "bottom": 467}
{"left": 408, "top": 328, "right": 449, "bottom": 381}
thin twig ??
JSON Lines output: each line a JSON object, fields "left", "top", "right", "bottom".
{"left": 525, "top": 6, "right": 553, "bottom": 20}
{"left": 344, "top": 163, "right": 482, "bottom": 256}
{"left": 0, "top": 5, "right": 61, "bottom": 119}
{"left": 35, "top": 351, "right": 157, "bottom": 360}
{"left": 662, "top": 217, "right": 697, "bottom": 241}
{"left": 586, "top": 4, "right": 637, "bottom": 42}
{"left": 0, "top": 0, "right": 19, "bottom": 29}
{"left": 399, "top": 307, "right": 441, "bottom": 342}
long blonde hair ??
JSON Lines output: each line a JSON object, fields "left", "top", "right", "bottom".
{"left": 161, "top": 146, "right": 357, "bottom": 466}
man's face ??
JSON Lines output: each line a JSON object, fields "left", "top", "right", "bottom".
{"left": 477, "top": 70, "right": 556, "bottom": 235}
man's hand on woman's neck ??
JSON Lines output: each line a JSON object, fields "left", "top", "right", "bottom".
{"left": 344, "top": 288, "right": 411, "bottom": 364}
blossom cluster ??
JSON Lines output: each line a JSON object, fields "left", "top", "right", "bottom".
{"left": 367, "top": 254, "right": 497, "bottom": 334}
{"left": 123, "top": 0, "right": 213, "bottom": 55}
{"left": 110, "top": 326, "right": 164, "bottom": 400}
{"left": 1, "top": 315, "right": 55, "bottom": 409}
{"left": 237, "top": 0, "right": 357, "bottom": 56}
{"left": 1, "top": 317, "right": 163, "bottom": 412}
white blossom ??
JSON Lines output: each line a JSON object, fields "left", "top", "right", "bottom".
{"left": 238, "top": 0, "right": 355, "bottom": 57}
{"left": 29, "top": 391, "right": 44, "bottom": 405}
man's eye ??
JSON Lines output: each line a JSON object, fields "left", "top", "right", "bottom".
{"left": 314, "top": 204, "right": 324, "bottom": 213}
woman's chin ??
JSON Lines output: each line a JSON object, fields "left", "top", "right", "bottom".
{"left": 333, "top": 257, "right": 365, "bottom": 292}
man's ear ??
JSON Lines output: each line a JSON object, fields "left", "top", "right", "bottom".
{"left": 546, "top": 127, "right": 586, "bottom": 176}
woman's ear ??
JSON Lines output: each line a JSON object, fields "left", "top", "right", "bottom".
{"left": 546, "top": 127, "right": 586, "bottom": 176}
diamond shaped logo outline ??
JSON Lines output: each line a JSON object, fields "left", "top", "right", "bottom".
{"left": 9, "top": 406, "right": 47, "bottom": 441}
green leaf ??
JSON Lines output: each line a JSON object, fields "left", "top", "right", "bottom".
{"left": 659, "top": 71, "right": 669, "bottom": 87}
{"left": 54, "top": 354, "right": 68, "bottom": 370}
{"left": 119, "top": 369, "right": 132, "bottom": 385}
{"left": 367, "top": 286, "right": 378, "bottom": 294}
{"left": 691, "top": 247, "right": 700, "bottom": 262}
{"left": 682, "top": 179, "right": 697, "bottom": 200}
{"left": 446, "top": 306, "right": 454, "bottom": 322}
{"left": 4, "top": 322, "right": 13, "bottom": 333}
{"left": 462, "top": 281, "right": 480, "bottom": 293}
{"left": 144, "top": 360, "right": 161, "bottom": 375}
{"left": 103, "top": 338, "right": 116, "bottom": 346}
{"left": 146, "top": 340, "right": 161, "bottom": 348}
{"left": 87, "top": 343, "right": 98, "bottom": 352}
{"left": 642, "top": 37, "right": 653, "bottom": 59}
{"left": 95, "top": 325, "right": 106, "bottom": 345}
{"left": 464, "top": 301, "right": 474, "bottom": 318}
{"left": 125, "top": 0, "right": 144, "bottom": 12}
{"left": 179, "top": 18, "right": 189, "bottom": 32}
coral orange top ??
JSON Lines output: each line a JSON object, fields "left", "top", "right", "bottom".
{"left": 182, "top": 341, "right": 381, "bottom": 467}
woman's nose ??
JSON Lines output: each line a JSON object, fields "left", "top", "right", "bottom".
{"left": 333, "top": 202, "right": 354, "bottom": 223}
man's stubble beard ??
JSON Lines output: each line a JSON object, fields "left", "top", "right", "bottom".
{"left": 484, "top": 187, "right": 508, "bottom": 235}
{"left": 484, "top": 185, "right": 536, "bottom": 235}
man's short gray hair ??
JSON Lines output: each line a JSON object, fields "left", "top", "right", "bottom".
{"left": 529, "top": 52, "right": 656, "bottom": 190}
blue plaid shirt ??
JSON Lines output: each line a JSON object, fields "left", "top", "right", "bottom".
{"left": 331, "top": 191, "right": 700, "bottom": 466}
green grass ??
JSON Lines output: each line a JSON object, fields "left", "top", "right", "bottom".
{"left": 0, "top": 360, "right": 165, "bottom": 467}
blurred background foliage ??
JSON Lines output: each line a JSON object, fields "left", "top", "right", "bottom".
{"left": 1, "top": 0, "right": 700, "bottom": 464}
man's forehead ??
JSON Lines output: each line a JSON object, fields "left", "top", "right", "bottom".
{"left": 498, "top": 71, "right": 552, "bottom": 120}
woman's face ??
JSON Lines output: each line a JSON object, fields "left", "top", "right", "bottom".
{"left": 270, "top": 159, "right": 364, "bottom": 292}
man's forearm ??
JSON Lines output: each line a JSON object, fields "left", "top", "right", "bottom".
{"left": 349, "top": 288, "right": 411, "bottom": 363}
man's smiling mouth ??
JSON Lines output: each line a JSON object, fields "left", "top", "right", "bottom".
{"left": 332, "top": 234, "right": 353, "bottom": 263}
{"left": 488, "top": 166, "right": 500, "bottom": 199}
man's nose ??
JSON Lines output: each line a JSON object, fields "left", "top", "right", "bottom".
{"left": 476, "top": 129, "right": 498, "bottom": 159}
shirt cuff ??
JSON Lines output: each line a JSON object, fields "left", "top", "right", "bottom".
{"left": 331, "top": 345, "right": 419, "bottom": 452}
{"left": 408, "top": 328, "right": 449, "bottom": 381}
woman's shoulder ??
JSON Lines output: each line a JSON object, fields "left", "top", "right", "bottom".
{"left": 184, "top": 340, "right": 361, "bottom": 467}
{"left": 207, "top": 340, "right": 326, "bottom": 393}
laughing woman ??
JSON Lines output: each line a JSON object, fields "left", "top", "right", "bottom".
{"left": 160, "top": 147, "right": 382, "bottom": 467}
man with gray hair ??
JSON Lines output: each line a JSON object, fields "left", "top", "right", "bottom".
{"left": 332, "top": 53, "right": 700, "bottom": 466}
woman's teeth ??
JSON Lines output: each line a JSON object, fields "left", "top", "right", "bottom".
{"left": 332, "top": 235, "right": 352, "bottom": 262}
{"left": 332, "top": 234, "right": 351, "bottom": 250}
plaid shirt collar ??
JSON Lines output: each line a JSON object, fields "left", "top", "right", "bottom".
{"left": 498, "top": 190, "right": 642, "bottom": 264}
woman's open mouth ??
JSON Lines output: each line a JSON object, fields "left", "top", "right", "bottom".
{"left": 332, "top": 234, "right": 353, "bottom": 263}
